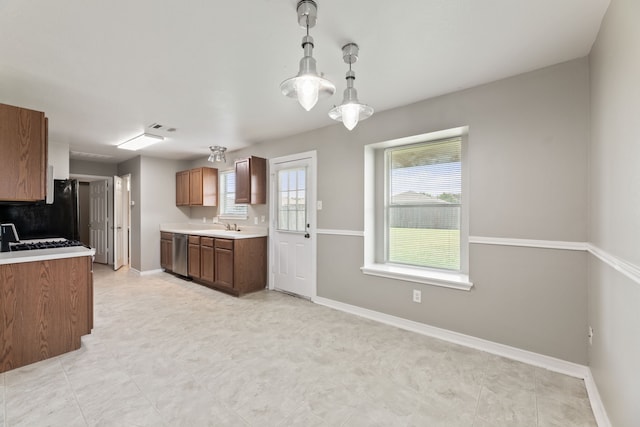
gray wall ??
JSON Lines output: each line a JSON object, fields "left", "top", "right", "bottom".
{"left": 70, "top": 159, "right": 118, "bottom": 177}
{"left": 139, "top": 156, "right": 191, "bottom": 271}
{"left": 588, "top": 0, "right": 640, "bottom": 425}
{"left": 185, "top": 58, "right": 590, "bottom": 364}
{"left": 118, "top": 155, "right": 191, "bottom": 272}
{"left": 117, "top": 156, "right": 142, "bottom": 270}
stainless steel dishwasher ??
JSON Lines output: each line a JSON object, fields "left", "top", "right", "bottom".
{"left": 172, "top": 233, "right": 188, "bottom": 277}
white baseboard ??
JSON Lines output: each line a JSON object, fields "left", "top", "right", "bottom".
{"left": 312, "top": 295, "right": 610, "bottom": 427}
{"left": 130, "top": 268, "right": 164, "bottom": 276}
{"left": 583, "top": 370, "right": 612, "bottom": 427}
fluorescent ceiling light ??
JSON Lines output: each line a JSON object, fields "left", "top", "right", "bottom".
{"left": 118, "top": 133, "right": 164, "bottom": 151}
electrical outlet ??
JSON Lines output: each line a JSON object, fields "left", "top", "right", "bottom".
{"left": 254, "top": 217, "right": 258, "bottom": 225}
{"left": 261, "top": 215, "right": 265, "bottom": 223}
{"left": 588, "top": 326, "right": 594, "bottom": 345}
{"left": 317, "top": 200, "right": 323, "bottom": 210}
{"left": 412, "top": 289, "right": 422, "bottom": 303}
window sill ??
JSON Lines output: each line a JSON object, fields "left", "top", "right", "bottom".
{"left": 360, "top": 264, "right": 473, "bottom": 291}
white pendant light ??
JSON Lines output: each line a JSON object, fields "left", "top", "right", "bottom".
{"left": 329, "top": 43, "right": 374, "bottom": 130}
{"left": 280, "top": 0, "right": 335, "bottom": 111}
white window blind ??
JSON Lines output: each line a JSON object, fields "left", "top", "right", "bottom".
{"left": 386, "top": 138, "right": 462, "bottom": 271}
{"left": 219, "top": 170, "right": 248, "bottom": 217}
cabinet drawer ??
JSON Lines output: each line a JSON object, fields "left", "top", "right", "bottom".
{"left": 161, "top": 232, "right": 173, "bottom": 240}
{"left": 215, "top": 239, "right": 233, "bottom": 250}
{"left": 201, "top": 237, "right": 214, "bottom": 247}
{"left": 189, "top": 235, "right": 200, "bottom": 245}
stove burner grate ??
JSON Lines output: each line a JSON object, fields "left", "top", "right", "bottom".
{"left": 10, "top": 240, "right": 88, "bottom": 251}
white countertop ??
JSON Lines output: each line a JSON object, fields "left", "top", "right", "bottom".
{"left": 160, "top": 223, "right": 268, "bottom": 240}
{"left": 0, "top": 246, "right": 96, "bottom": 265}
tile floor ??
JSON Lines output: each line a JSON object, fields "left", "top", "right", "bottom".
{"left": 0, "top": 264, "right": 598, "bottom": 427}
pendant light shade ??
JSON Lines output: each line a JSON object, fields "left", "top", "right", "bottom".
{"left": 280, "top": 0, "right": 335, "bottom": 111}
{"left": 329, "top": 43, "right": 374, "bottom": 130}
{"left": 207, "top": 146, "right": 226, "bottom": 163}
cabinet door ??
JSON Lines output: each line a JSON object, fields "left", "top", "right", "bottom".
{"left": 176, "top": 171, "right": 190, "bottom": 206}
{"left": 234, "top": 158, "right": 250, "bottom": 204}
{"left": 200, "top": 244, "right": 214, "bottom": 284}
{"left": 234, "top": 156, "right": 266, "bottom": 205}
{"left": 201, "top": 167, "right": 218, "bottom": 206}
{"left": 188, "top": 242, "right": 201, "bottom": 279}
{"left": 214, "top": 247, "right": 234, "bottom": 288}
{"left": 189, "top": 168, "right": 203, "bottom": 206}
{"left": 160, "top": 238, "right": 173, "bottom": 271}
{"left": 0, "top": 103, "right": 47, "bottom": 201}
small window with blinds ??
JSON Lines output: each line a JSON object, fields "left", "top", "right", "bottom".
{"left": 385, "top": 137, "right": 462, "bottom": 271}
{"left": 219, "top": 170, "right": 248, "bottom": 218}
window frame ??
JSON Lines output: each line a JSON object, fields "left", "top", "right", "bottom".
{"left": 383, "top": 138, "right": 463, "bottom": 272}
{"left": 362, "top": 127, "right": 472, "bottom": 291}
{"left": 218, "top": 169, "right": 248, "bottom": 220}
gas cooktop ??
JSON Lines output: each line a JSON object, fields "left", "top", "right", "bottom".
{"left": 9, "top": 239, "right": 88, "bottom": 251}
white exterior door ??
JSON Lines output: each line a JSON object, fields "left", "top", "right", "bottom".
{"left": 270, "top": 152, "right": 316, "bottom": 299}
{"left": 89, "top": 180, "right": 108, "bottom": 264}
{"left": 113, "top": 176, "right": 125, "bottom": 270}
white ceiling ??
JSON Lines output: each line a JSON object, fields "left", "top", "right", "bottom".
{"left": 0, "top": 0, "right": 609, "bottom": 163}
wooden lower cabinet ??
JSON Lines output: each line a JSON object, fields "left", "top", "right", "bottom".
{"left": 188, "top": 236, "right": 201, "bottom": 279}
{"left": 0, "top": 256, "right": 93, "bottom": 373}
{"left": 161, "top": 232, "right": 266, "bottom": 296}
{"left": 214, "top": 239, "right": 234, "bottom": 289}
{"left": 160, "top": 232, "right": 173, "bottom": 271}
{"left": 200, "top": 237, "right": 214, "bottom": 284}
{"left": 213, "top": 237, "right": 267, "bottom": 296}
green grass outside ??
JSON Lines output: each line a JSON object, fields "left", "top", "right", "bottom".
{"left": 389, "top": 227, "right": 460, "bottom": 270}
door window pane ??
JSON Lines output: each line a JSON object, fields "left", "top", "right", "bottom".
{"left": 277, "top": 167, "right": 307, "bottom": 232}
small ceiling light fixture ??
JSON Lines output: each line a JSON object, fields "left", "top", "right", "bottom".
{"left": 329, "top": 43, "right": 374, "bottom": 131}
{"left": 280, "top": 0, "right": 335, "bottom": 111}
{"left": 208, "top": 146, "right": 227, "bottom": 163}
{"left": 117, "top": 133, "right": 164, "bottom": 151}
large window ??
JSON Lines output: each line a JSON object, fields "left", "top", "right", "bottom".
{"left": 385, "top": 138, "right": 462, "bottom": 271}
{"left": 218, "top": 170, "right": 248, "bottom": 218}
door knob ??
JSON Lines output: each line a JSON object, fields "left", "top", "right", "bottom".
{"left": 304, "top": 233, "right": 310, "bottom": 238}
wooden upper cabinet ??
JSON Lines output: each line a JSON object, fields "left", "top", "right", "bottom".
{"left": 235, "top": 156, "right": 266, "bottom": 204}
{"left": 0, "top": 103, "right": 48, "bottom": 202}
{"left": 176, "top": 170, "right": 190, "bottom": 206}
{"left": 189, "top": 168, "right": 203, "bottom": 205}
{"left": 175, "top": 167, "right": 218, "bottom": 206}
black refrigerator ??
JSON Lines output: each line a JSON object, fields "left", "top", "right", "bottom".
{"left": 0, "top": 179, "right": 79, "bottom": 240}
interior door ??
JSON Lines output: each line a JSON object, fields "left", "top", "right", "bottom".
{"left": 113, "top": 176, "right": 124, "bottom": 270}
{"left": 89, "top": 180, "right": 108, "bottom": 264}
{"left": 270, "top": 153, "right": 316, "bottom": 299}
